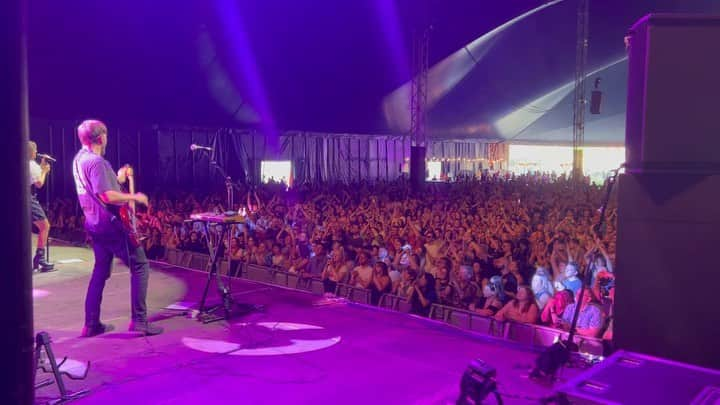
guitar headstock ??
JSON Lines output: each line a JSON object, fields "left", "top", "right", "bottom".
{"left": 120, "top": 164, "right": 137, "bottom": 195}
{"left": 124, "top": 164, "right": 135, "bottom": 178}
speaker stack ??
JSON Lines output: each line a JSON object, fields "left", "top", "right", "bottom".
{"left": 409, "top": 145, "right": 426, "bottom": 191}
{"left": 616, "top": 14, "right": 720, "bottom": 370}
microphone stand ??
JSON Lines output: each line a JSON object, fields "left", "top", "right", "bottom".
{"left": 564, "top": 166, "right": 619, "bottom": 349}
{"left": 207, "top": 157, "right": 240, "bottom": 263}
{"left": 194, "top": 155, "right": 260, "bottom": 322}
{"left": 44, "top": 160, "right": 52, "bottom": 263}
{"left": 44, "top": 159, "right": 53, "bottom": 262}
{"left": 209, "top": 159, "right": 242, "bottom": 214}
{"left": 531, "top": 164, "right": 622, "bottom": 381}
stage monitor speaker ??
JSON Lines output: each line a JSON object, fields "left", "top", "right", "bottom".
{"left": 615, "top": 173, "right": 720, "bottom": 370}
{"left": 556, "top": 350, "right": 720, "bottom": 405}
{"left": 409, "top": 146, "right": 426, "bottom": 191}
{"left": 625, "top": 14, "right": 720, "bottom": 173}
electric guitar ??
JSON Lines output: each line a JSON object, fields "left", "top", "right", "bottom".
{"left": 118, "top": 165, "right": 146, "bottom": 248}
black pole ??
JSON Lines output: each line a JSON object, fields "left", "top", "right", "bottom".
{"left": 46, "top": 125, "right": 53, "bottom": 259}
{"left": 0, "top": 0, "right": 34, "bottom": 403}
{"left": 530, "top": 165, "right": 623, "bottom": 381}
{"left": 565, "top": 165, "right": 621, "bottom": 347}
{"left": 45, "top": 163, "right": 52, "bottom": 260}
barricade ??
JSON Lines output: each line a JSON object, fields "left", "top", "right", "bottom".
{"left": 160, "top": 257, "right": 605, "bottom": 354}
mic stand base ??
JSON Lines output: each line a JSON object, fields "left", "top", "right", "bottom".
{"left": 197, "top": 296, "right": 265, "bottom": 324}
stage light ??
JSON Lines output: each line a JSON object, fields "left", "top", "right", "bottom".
{"left": 530, "top": 340, "right": 572, "bottom": 379}
{"left": 457, "top": 359, "right": 501, "bottom": 404}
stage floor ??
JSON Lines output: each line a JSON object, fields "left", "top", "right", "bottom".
{"left": 33, "top": 242, "right": 575, "bottom": 404}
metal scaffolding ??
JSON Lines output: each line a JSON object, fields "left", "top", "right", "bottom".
{"left": 410, "top": 27, "right": 429, "bottom": 147}
{"left": 572, "top": 0, "right": 589, "bottom": 180}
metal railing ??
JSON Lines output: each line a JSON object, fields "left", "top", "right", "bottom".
{"left": 160, "top": 248, "right": 604, "bottom": 355}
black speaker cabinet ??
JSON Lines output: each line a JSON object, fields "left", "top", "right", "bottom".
{"left": 615, "top": 173, "right": 720, "bottom": 369}
{"left": 625, "top": 14, "right": 720, "bottom": 173}
{"left": 409, "top": 145, "right": 426, "bottom": 191}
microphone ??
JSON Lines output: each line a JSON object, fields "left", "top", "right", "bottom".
{"left": 190, "top": 144, "right": 213, "bottom": 152}
{"left": 38, "top": 153, "right": 56, "bottom": 162}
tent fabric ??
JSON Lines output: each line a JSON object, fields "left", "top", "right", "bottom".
{"left": 29, "top": 120, "right": 499, "bottom": 200}
{"left": 383, "top": 0, "right": 719, "bottom": 145}
{"left": 27, "top": 1, "right": 720, "bottom": 147}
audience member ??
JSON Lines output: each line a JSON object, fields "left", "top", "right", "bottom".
{"left": 495, "top": 285, "right": 539, "bottom": 324}
{"left": 43, "top": 174, "right": 616, "bottom": 335}
{"left": 559, "top": 288, "right": 606, "bottom": 338}
{"left": 369, "top": 262, "right": 392, "bottom": 305}
{"left": 409, "top": 272, "right": 437, "bottom": 317}
{"left": 540, "top": 290, "right": 574, "bottom": 328}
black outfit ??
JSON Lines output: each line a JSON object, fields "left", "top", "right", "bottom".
{"left": 228, "top": 248, "right": 244, "bottom": 278}
{"left": 307, "top": 255, "right": 328, "bottom": 277}
{"left": 502, "top": 272, "right": 518, "bottom": 297}
{"left": 186, "top": 240, "right": 207, "bottom": 253}
{"left": 229, "top": 260, "right": 243, "bottom": 277}
{"left": 473, "top": 297, "right": 503, "bottom": 316}
{"left": 30, "top": 195, "right": 47, "bottom": 221}
{"left": 73, "top": 148, "right": 150, "bottom": 329}
{"left": 29, "top": 160, "right": 54, "bottom": 271}
{"left": 369, "top": 276, "right": 392, "bottom": 306}
{"left": 146, "top": 238, "right": 166, "bottom": 260}
{"left": 323, "top": 278, "right": 338, "bottom": 294}
{"left": 472, "top": 258, "right": 498, "bottom": 281}
{"left": 410, "top": 287, "right": 437, "bottom": 317}
{"left": 299, "top": 254, "right": 328, "bottom": 289}
{"left": 322, "top": 262, "right": 343, "bottom": 294}
{"left": 29, "top": 161, "right": 48, "bottom": 221}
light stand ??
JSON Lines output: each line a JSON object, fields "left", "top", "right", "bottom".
{"left": 531, "top": 165, "right": 622, "bottom": 379}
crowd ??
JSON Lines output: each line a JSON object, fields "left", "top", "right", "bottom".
{"left": 47, "top": 199, "right": 87, "bottom": 243}
{"left": 46, "top": 173, "right": 616, "bottom": 340}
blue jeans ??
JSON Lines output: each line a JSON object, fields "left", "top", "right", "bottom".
{"left": 85, "top": 231, "right": 149, "bottom": 327}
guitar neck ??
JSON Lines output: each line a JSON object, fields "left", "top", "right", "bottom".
{"left": 127, "top": 172, "right": 138, "bottom": 232}
{"left": 128, "top": 174, "right": 136, "bottom": 211}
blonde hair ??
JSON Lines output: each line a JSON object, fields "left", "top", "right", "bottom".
{"left": 28, "top": 141, "right": 37, "bottom": 159}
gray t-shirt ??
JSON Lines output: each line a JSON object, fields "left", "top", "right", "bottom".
{"left": 72, "top": 148, "right": 122, "bottom": 235}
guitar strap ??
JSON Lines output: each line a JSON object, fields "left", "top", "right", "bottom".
{"left": 73, "top": 149, "right": 124, "bottom": 234}
{"left": 75, "top": 150, "right": 140, "bottom": 278}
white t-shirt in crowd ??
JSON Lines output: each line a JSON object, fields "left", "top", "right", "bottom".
{"left": 388, "top": 269, "right": 402, "bottom": 285}
{"left": 353, "top": 265, "right": 373, "bottom": 288}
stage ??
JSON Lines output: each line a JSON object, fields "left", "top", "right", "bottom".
{"left": 33, "top": 242, "right": 577, "bottom": 404}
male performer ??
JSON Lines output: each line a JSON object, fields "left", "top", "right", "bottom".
{"left": 28, "top": 141, "right": 55, "bottom": 272}
{"left": 72, "top": 119, "right": 162, "bottom": 337}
